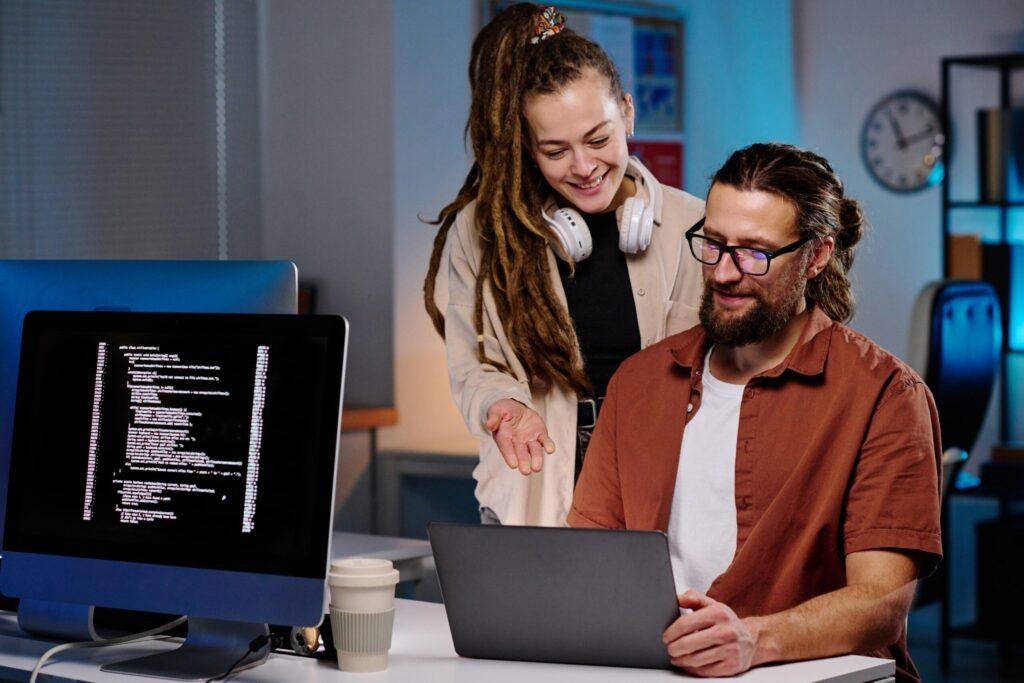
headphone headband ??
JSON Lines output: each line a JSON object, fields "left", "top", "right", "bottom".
{"left": 625, "top": 156, "right": 663, "bottom": 226}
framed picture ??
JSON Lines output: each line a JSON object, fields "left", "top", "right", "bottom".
{"left": 632, "top": 19, "right": 682, "bottom": 132}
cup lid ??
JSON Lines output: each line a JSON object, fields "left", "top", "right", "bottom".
{"left": 328, "top": 557, "right": 400, "bottom": 587}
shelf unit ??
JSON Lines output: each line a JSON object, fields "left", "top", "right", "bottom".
{"left": 941, "top": 52, "right": 1024, "bottom": 268}
{"left": 937, "top": 52, "right": 1024, "bottom": 674}
{"left": 941, "top": 53, "right": 1024, "bottom": 442}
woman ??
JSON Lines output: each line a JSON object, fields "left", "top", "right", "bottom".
{"left": 424, "top": 4, "right": 704, "bottom": 526}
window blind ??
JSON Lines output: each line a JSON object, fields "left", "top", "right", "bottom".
{"left": 0, "top": 0, "right": 259, "bottom": 259}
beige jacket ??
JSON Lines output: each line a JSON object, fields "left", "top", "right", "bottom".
{"left": 437, "top": 159, "right": 705, "bottom": 526}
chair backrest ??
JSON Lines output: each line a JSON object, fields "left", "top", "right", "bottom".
{"left": 908, "top": 280, "right": 1002, "bottom": 455}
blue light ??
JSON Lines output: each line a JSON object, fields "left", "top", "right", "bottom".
{"left": 1011, "top": 246, "right": 1024, "bottom": 351}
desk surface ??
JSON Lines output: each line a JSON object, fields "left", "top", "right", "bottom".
{"left": 331, "top": 532, "right": 431, "bottom": 564}
{"left": 0, "top": 599, "right": 895, "bottom": 682}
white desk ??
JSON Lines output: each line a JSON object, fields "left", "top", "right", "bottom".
{"left": 0, "top": 599, "right": 895, "bottom": 682}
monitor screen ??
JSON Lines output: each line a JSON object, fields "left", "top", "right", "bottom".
{"left": 1, "top": 311, "right": 346, "bottom": 627}
{"left": 0, "top": 260, "right": 298, "bottom": 540}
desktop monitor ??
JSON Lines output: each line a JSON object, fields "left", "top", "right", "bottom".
{"left": 0, "top": 260, "right": 298, "bottom": 540}
{"left": 1, "top": 311, "right": 346, "bottom": 679}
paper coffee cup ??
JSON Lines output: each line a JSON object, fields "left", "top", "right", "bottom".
{"left": 328, "top": 558, "right": 400, "bottom": 672}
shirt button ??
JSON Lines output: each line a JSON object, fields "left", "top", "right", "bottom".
{"left": 637, "top": 288, "right": 646, "bottom": 296}
{"left": 686, "top": 403, "right": 693, "bottom": 413}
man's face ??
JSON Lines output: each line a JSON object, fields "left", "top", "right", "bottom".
{"left": 697, "top": 184, "right": 811, "bottom": 347}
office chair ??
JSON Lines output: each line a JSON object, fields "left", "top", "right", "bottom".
{"left": 907, "top": 279, "right": 1001, "bottom": 671}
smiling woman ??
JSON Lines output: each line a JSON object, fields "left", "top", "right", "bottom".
{"left": 526, "top": 70, "right": 637, "bottom": 215}
{"left": 422, "top": 3, "right": 705, "bottom": 527}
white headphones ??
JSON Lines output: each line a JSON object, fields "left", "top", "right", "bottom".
{"left": 541, "top": 156, "right": 663, "bottom": 262}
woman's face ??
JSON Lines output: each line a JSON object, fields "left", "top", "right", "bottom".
{"left": 524, "top": 68, "right": 635, "bottom": 215}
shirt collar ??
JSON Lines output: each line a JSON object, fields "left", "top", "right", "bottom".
{"left": 670, "top": 305, "right": 834, "bottom": 379}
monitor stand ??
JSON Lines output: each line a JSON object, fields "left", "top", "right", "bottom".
{"left": 17, "top": 598, "right": 98, "bottom": 641}
{"left": 101, "top": 617, "right": 270, "bottom": 681}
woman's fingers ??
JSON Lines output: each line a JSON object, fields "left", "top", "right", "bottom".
{"left": 513, "top": 439, "right": 532, "bottom": 475}
{"left": 494, "top": 432, "right": 519, "bottom": 469}
{"left": 526, "top": 439, "right": 545, "bottom": 473}
{"left": 538, "top": 431, "right": 555, "bottom": 454}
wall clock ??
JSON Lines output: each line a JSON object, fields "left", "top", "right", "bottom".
{"left": 860, "top": 90, "right": 945, "bottom": 193}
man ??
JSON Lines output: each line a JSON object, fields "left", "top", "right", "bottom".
{"left": 568, "top": 143, "right": 941, "bottom": 682}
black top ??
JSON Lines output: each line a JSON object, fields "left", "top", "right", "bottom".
{"left": 557, "top": 209, "right": 641, "bottom": 399}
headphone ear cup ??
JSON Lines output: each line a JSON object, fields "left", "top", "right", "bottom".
{"left": 543, "top": 207, "right": 592, "bottom": 261}
{"left": 618, "top": 197, "right": 643, "bottom": 254}
{"left": 621, "top": 157, "right": 660, "bottom": 254}
{"left": 637, "top": 202, "right": 654, "bottom": 252}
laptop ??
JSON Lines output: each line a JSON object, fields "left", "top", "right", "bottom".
{"left": 427, "top": 523, "right": 679, "bottom": 669}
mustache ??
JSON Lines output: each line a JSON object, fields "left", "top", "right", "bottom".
{"left": 705, "top": 282, "right": 759, "bottom": 298}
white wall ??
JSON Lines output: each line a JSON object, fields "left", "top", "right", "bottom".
{"left": 260, "top": 0, "right": 396, "bottom": 529}
{"left": 260, "top": 0, "right": 394, "bottom": 408}
{"left": 796, "top": 0, "right": 1024, "bottom": 469}
{"left": 678, "top": 0, "right": 799, "bottom": 193}
{"left": 382, "top": 0, "right": 478, "bottom": 455}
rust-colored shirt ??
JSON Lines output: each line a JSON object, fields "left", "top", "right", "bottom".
{"left": 568, "top": 307, "right": 942, "bottom": 682}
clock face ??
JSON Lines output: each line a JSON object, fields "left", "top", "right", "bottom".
{"left": 860, "top": 91, "right": 945, "bottom": 193}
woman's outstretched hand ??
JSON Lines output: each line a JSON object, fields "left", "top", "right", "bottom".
{"left": 484, "top": 399, "right": 556, "bottom": 475}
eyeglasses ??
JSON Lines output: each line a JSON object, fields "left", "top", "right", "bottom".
{"left": 685, "top": 218, "right": 813, "bottom": 276}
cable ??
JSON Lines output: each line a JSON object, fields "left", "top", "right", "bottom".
{"left": 29, "top": 615, "right": 186, "bottom": 683}
{"left": 206, "top": 634, "right": 279, "bottom": 683}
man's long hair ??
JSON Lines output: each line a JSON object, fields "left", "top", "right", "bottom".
{"left": 711, "top": 143, "right": 866, "bottom": 322}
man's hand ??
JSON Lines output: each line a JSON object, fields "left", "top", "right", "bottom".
{"left": 663, "top": 590, "right": 760, "bottom": 677}
{"left": 484, "top": 399, "right": 555, "bottom": 475}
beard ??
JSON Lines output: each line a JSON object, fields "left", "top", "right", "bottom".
{"left": 699, "top": 266, "right": 807, "bottom": 347}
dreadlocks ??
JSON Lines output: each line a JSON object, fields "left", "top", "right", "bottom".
{"left": 423, "top": 3, "right": 626, "bottom": 396}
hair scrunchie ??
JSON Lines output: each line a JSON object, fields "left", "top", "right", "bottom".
{"left": 530, "top": 6, "right": 566, "bottom": 44}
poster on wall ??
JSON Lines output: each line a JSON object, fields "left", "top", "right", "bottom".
{"left": 628, "top": 140, "right": 683, "bottom": 189}
{"left": 633, "top": 20, "right": 682, "bottom": 132}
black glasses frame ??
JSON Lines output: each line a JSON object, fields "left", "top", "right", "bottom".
{"left": 684, "top": 218, "right": 813, "bottom": 276}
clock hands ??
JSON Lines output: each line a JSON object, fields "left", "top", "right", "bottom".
{"left": 901, "top": 125, "right": 936, "bottom": 147}
{"left": 885, "top": 109, "right": 908, "bottom": 149}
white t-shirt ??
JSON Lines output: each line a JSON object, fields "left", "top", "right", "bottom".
{"left": 667, "top": 347, "right": 743, "bottom": 595}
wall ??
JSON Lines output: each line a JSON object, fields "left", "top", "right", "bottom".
{"left": 795, "top": 0, "right": 1024, "bottom": 468}
{"left": 260, "top": 0, "right": 394, "bottom": 408}
{"left": 260, "top": 0, "right": 396, "bottom": 529}
{"left": 382, "top": 0, "right": 481, "bottom": 455}
{"left": 677, "top": 0, "right": 799, "bottom": 193}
